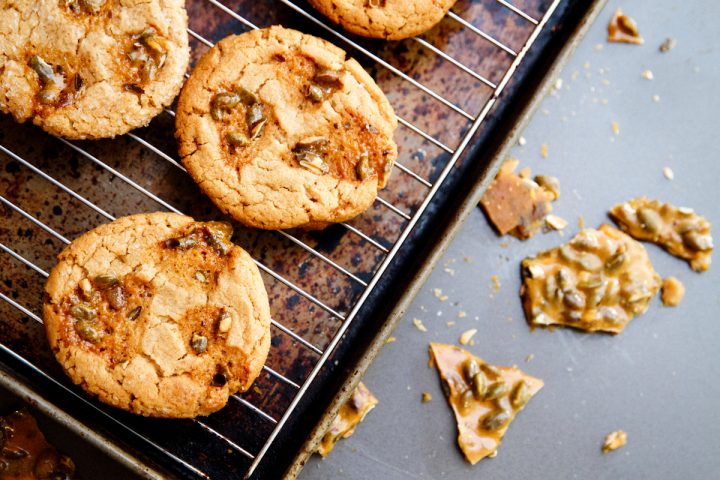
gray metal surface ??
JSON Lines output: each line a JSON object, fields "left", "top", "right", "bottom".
{"left": 302, "top": 0, "right": 720, "bottom": 478}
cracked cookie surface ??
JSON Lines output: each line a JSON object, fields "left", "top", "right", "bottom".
{"left": 175, "top": 26, "right": 398, "bottom": 230}
{"left": 307, "top": 0, "right": 457, "bottom": 40}
{"left": 0, "top": 0, "right": 189, "bottom": 139}
{"left": 43, "top": 212, "right": 271, "bottom": 418}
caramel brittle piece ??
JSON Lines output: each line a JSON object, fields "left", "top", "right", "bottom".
{"left": 609, "top": 197, "right": 713, "bottom": 272}
{"left": 521, "top": 225, "right": 661, "bottom": 334}
{"left": 429, "top": 343, "right": 543, "bottom": 464}
{"left": 480, "top": 160, "right": 559, "bottom": 239}
{"left": 661, "top": 276, "right": 685, "bottom": 307}
{"left": 607, "top": 9, "right": 644, "bottom": 45}
{"left": 602, "top": 430, "right": 628, "bottom": 454}
{"left": 317, "top": 382, "right": 378, "bottom": 458}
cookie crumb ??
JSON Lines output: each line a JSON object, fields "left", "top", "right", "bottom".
{"left": 459, "top": 328, "right": 477, "bottom": 345}
{"left": 491, "top": 275, "right": 501, "bottom": 292}
{"left": 663, "top": 167, "right": 674, "bottom": 180}
{"left": 422, "top": 392, "right": 433, "bottom": 403}
{"left": 607, "top": 9, "right": 643, "bottom": 45}
{"left": 659, "top": 37, "right": 676, "bottom": 53}
{"left": 641, "top": 69, "right": 654, "bottom": 80}
{"left": 661, "top": 277, "right": 685, "bottom": 307}
{"left": 652, "top": 94, "right": 661, "bottom": 103}
{"left": 518, "top": 136, "right": 527, "bottom": 146}
{"left": 447, "top": 321, "right": 456, "bottom": 327}
{"left": 525, "top": 354, "right": 535, "bottom": 363}
{"left": 611, "top": 121, "right": 620, "bottom": 135}
{"left": 433, "top": 288, "right": 449, "bottom": 301}
{"left": 578, "top": 215, "right": 585, "bottom": 229}
{"left": 458, "top": 311, "right": 467, "bottom": 318}
{"left": 413, "top": 318, "right": 428, "bottom": 332}
{"left": 602, "top": 430, "right": 628, "bottom": 454}
{"left": 385, "top": 336, "right": 396, "bottom": 344}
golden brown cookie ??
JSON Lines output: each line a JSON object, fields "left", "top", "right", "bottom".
{"left": 0, "top": 0, "right": 189, "bottom": 139}
{"left": 307, "top": 0, "right": 457, "bottom": 40}
{"left": 43, "top": 213, "right": 271, "bottom": 418}
{"left": 175, "top": 26, "right": 398, "bottom": 230}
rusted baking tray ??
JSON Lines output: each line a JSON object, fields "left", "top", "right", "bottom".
{"left": 0, "top": 0, "right": 605, "bottom": 478}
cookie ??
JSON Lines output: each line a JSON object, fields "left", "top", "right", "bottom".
{"left": 307, "top": 0, "right": 457, "bottom": 40}
{"left": 43, "top": 213, "right": 271, "bottom": 418}
{"left": 0, "top": 0, "right": 189, "bottom": 139}
{"left": 176, "top": 26, "right": 398, "bottom": 230}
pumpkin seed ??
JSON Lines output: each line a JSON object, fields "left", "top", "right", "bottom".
{"left": 459, "top": 389, "right": 474, "bottom": 411}
{"left": 481, "top": 363, "right": 502, "bottom": 379}
{"left": 579, "top": 253, "right": 603, "bottom": 272}
{"left": 510, "top": 380, "right": 531, "bottom": 409}
{"left": 534, "top": 175, "right": 560, "bottom": 199}
{"left": 94, "top": 274, "right": 118, "bottom": 289}
{"left": 250, "top": 119, "right": 266, "bottom": 140}
{"left": 247, "top": 103, "right": 265, "bottom": 127}
{"left": 356, "top": 152, "right": 372, "bottom": 180}
{"left": 617, "top": 14, "right": 639, "bottom": 36}
{"left": 314, "top": 69, "right": 341, "bottom": 86}
{"left": 234, "top": 86, "right": 257, "bottom": 105}
{"left": 70, "top": 304, "right": 96, "bottom": 320}
{"left": 559, "top": 245, "right": 580, "bottom": 263}
{"left": 106, "top": 285, "right": 126, "bottom": 310}
{"left": 563, "top": 290, "right": 586, "bottom": 310}
{"left": 191, "top": 333, "right": 208, "bottom": 354}
{"left": 463, "top": 359, "right": 480, "bottom": 382}
{"left": 682, "top": 231, "right": 713, "bottom": 251}
{"left": 298, "top": 152, "right": 330, "bottom": 175}
{"left": 29, "top": 55, "right": 55, "bottom": 83}
{"left": 194, "top": 271, "right": 207, "bottom": 283}
{"left": 481, "top": 409, "right": 511, "bottom": 431}
{"left": 637, "top": 207, "right": 663, "bottom": 233}
{"left": 75, "top": 318, "right": 101, "bottom": 343}
{"left": 226, "top": 131, "right": 250, "bottom": 148}
{"left": 127, "top": 306, "right": 142, "bottom": 321}
{"left": 217, "top": 311, "right": 232, "bottom": 334}
{"left": 556, "top": 268, "right": 574, "bottom": 291}
{"left": 210, "top": 92, "right": 241, "bottom": 121}
{"left": 171, "top": 235, "right": 197, "bottom": 249}
{"left": 471, "top": 371, "right": 487, "bottom": 399}
{"left": 307, "top": 84, "right": 325, "bottom": 103}
{"left": 605, "top": 251, "right": 626, "bottom": 271}
{"left": 577, "top": 272, "right": 604, "bottom": 289}
{"left": 484, "top": 381, "right": 508, "bottom": 400}
{"left": 79, "top": 278, "right": 93, "bottom": 297}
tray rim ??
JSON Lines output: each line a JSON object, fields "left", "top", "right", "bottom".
{"left": 285, "top": 0, "right": 610, "bottom": 476}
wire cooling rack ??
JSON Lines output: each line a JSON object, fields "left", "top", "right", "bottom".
{"left": 0, "top": 0, "right": 562, "bottom": 477}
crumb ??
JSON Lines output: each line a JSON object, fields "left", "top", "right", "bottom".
{"left": 659, "top": 37, "right": 676, "bottom": 53}
{"left": 385, "top": 336, "right": 396, "bottom": 344}
{"left": 611, "top": 121, "right": 620, "bottom": 135}
{"left": 578, "top": 215, "right": 585, "bottom": 229}
{"left": 663, "top": 167, "right": 674, "bottom": 180}
{"left": 412, "top": 318, "right": 428, "bottom": 332}
{"left": 652, "top": 94, "right": 660, "bottom": 102}
{"left": 583, "top": 61, "right": 590, "bottom": 69}
{"left": 607, "top": 9, "right": 643, "bottom": 44}
{"left": 253, "top": 386, "right": 263, "bottom": 396}
{"left": 602, "top": 430, "right": 628, "bottom": 454}
{"left": 459, "top": 328, "right": 477, "bottom": 345}
{"left": 433, "top": 288, "right": 449, "bottom": 301}
{"left": 518, "top": 136, "right": 527, "bottom": 146}
{"left": 444, "top": 267, "right": 456, "bottom": 276}
{"left": 545, "top": 214, "right": 568, "bottom": 231}
{"left": 463, "top": 256, "right": 472, "bottom": 263}
{"left": 491, "top": 275, "right": 501, "bottom": 292}
{"left": 571, "top": 70, "right": 579, "bottom": 81}
{"left": 540, "top": 143, "right": 548, "bottom": 158}
{"left": 661, "top": 276, "right": 685, "bottom": 307}
{"left": 500, "top": 241, "right": 510, "bottom": 248}
{"left": 641, "top": 69, "right": 654, "bottom": 80}
{"left": 458, "top": 311, "right": 467, "bottom": 318}
{"left": 595, "top": 43, "right": 604, "bottom": 51}
{"left": 446, "top": 321, "right": 456, "bottom": 327}
{"left": 422, "top": 392, "right": 433, "bottom": 403}
{"left": 525, "top": 354, "right": 535, "bottom": 363}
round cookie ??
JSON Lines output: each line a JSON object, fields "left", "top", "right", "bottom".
{"left": 176, "top": 26, "right": 398, "bottom": 230}
{"left": 0, "top": 0, "right": 189, "bottom": 139}
{"left": 43, "top": 213, "right": 271, "bottom": 418}
{"left": 307, "top": 0, "right": 457, "bottom": 40}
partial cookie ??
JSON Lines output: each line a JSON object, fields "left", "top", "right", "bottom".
{"left": 0, "top": 0, "right": 189, "bottom": 139}
{"left": 521, "top": 225, "right": 662, "bottom": 334}
{"left": 307, "top": 0, "right": 457, "bottom": 40}
{"left": 43, "top": 213, "right": 271, "bottom": 418}
{"left": 317, "top": 382, "right": 378, "bottom": 458}
{"left": 429, "top": 343, "right": 543, "bottom": 464}
{"left": 176, "top": 26, "right": 398, "bottom": 230}
{"left": 609, "top": 197, "right": 713, "bottom": 272}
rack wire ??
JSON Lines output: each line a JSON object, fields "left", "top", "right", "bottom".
{"left": 0, "top": 0, "right": 562, "bottom": 477}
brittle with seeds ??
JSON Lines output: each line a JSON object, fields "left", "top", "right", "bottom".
{"left": 520, "top": 225, "right": 661, "bottom": 334}
{"left": 609, "top": 197, "right": 713, "bottom": 272}
{"left": 317, "top": 382, "right": 378, "bottom": 458}
{"left": 480, "top": 160, "right": 560, "bottom": 239}
{"left": 607, "top": 9, "right": 643, "bottom": 44}
{"left": 429, "top": 343, "right": 543, "bottom": 464}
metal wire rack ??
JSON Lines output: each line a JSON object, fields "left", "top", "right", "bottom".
{"left": 0, "top": 0, "right": 561, "bottom": 477}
